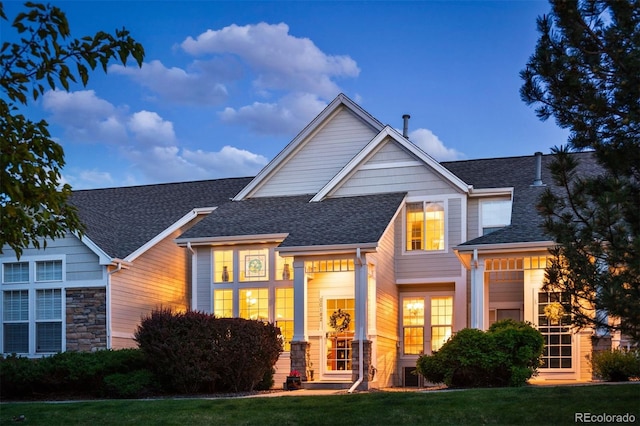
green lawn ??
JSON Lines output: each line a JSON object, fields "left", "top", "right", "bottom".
{"left": 1, "top": 384, "right": 638, "bottom": 425}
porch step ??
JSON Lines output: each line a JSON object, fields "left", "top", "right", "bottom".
{"left": 302, "top": 381, "right": 353, "bottom": 390}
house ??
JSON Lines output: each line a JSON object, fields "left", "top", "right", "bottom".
{"left": 1, "top": 93, "right": 605, "bottom": 387}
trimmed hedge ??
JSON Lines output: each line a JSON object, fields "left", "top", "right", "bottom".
{"left": 416, "top": 319, "right": 544, "bottom": 387}
{"left": 134, "top": 308, "right": 283, "bottom": 393}
{"left": 0, "top": 349, "right": 152, "bottom": 399}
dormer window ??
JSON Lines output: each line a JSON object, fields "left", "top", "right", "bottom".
{"left": 405, "top": 201, "right": 445, "bottom": 252}
{"left": 481, "top": 199, "right": 512, "bottom": 235}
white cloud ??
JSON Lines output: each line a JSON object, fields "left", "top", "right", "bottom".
{"left": 408, "top": 128, "right": 464, "bottom": 161}
{"left": 181, "top": 22, "right": 359, "bottom": 97}
{"left": 42, "top": 90, "right": 127, "bottom": 144}
{"left": 219, "top": 92, "right": 326, "bottom": 135}
{"left": 110, "top": 59, "right": 229, "bottom": 105}
{"left": 128, "top": 110, "right": 176, "bottom": 146}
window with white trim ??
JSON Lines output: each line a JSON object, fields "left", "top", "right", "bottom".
{"left": 480, "top": 199, "right": 511, "bottom": 235}
{"left": 3, "top": 290, "right": 29, "bottom": 353}
{"left": 3, "top": 262, "right": 29, "bottom": 283}
{"left": 405, "top": 201, "right": 445, "bottom": 252}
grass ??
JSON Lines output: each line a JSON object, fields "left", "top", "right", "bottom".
{"left": 1, "top": 384, "right": 638, "bottom": 425}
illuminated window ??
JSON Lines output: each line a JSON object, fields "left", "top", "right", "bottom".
{"left": 213, "top": 289, "right": 233, "bottom": 318}
{"left": 276, "top": 255, "right": 294, "bottom": 281}
{"left": 213, "top": 250, "right": 233, "bottom": 283}
{"left": 538, "top": 292, "right": 572, "bottom": 369}
{"left": 239, "top": 249, "right": 269, "bottom": 282}
{"left": 481, "top": 199, "right": 512, "bottom": 235}
{"left": 403, "top": 297, "right": 424, "bottom": 355}
{"left": 275, "top": 288, "right": 294, "bottom": 351}
{"left": 406, "top": 202, "right": 445, "bottom": 252}
{"left": 431, "top": 296, "right": 453, "bottom": 352}
{"left": 239, "top": 288, "right": 269, "bottom": 321}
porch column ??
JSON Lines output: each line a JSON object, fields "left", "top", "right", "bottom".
{"left": 354, "top": 251, "right": 368, "bottom": 341}
{"left": 470, "top": 250, "right": 486, "bottom": 330}
{"left": 292, "top": 259, "right": 307, "bottom": 341}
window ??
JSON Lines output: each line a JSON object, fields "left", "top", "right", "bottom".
{"left": 36, "top": 289, "right": 62, "bottom": 352}
{"left": 276, "top": 255, "right": 294, "bottom": 281}
{"left": 406, "top": 202, "right": 445, "bottom": 252}
{"left": 35, "top": 260, "right": 62, "bottom": 282}
{"left": 213, "top": 250, "right": 234, "bottom": 283}
{"left": 239, "top": 249, "right": 269, "bottom": 282}
{"left": 430, "top": 297, "right": 453, "bottom": 352}
{"left": 3, "top": 290, "right": 28, "bottom": 353}
{"left": 275, "top": 288, "right": 294, "bottom": 351}
{"left": 481, "top": 199, "right": 511, "bottom": 235}
{"left": 538, "top": 292, "right": 572, "bottom": 369}
{"left": 3, "top": 262, "right": 29, "bottom": 283}
{"left": 402, "top": 297, "right": 424, "bottom": 355}
{"left": 239, "top": 288, "right": 268, "bottom": 321}
{"left": 213, "top": 289, "right": 233, "bottom": 318}
{"left": 2, "top": 289, "right": 63, "bottom": 354}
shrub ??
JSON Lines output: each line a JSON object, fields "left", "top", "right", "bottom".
{"left": 0, "top": 349, "right": 150, "bottom": 399}
{"left": 134, "top": 308, "right": 283, "bottom": 394}
{"left": 416, "top": 320, "right": 544, "bottom": 388}
{"left": 590, "top": 348, "right": 640, "bottom": 382}
{"left": 103, "top": 370, "right": 157, "bottom": 398}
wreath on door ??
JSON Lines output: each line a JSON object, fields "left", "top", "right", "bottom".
{"left": 329, "top": 309, "right": 351, "bottom": 332}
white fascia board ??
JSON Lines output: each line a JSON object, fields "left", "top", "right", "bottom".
{"left": 73, "top": 232, "right": 113, "bottom": 265}
{"left": 233, "top": 94, "right": 384, "bottom": 201}
{"left": 175, "top": 233, "right": 289, "bottom": 247}
{"left": 276, "top": 242, "right": 378, "bottom": 256}
{"left": 469, "top": 187, "right": 514, "bottom": 198}
{"left": 311, "top": 126, "right": 470, "bottom": 202}
{"left": 454, "top": 240, "right": 555, "bottom": 256}
{"left": 124, "top": 207, "right": 217, "bottom": 262}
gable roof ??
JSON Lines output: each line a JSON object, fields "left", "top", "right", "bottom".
{"left": 444, "top": 151, "right": 602, "bottom": 248}
{"left": 311, "top": 126, "right": 470, "bottom": 201}
{"left": 69, "top": 177, "right": 253, "bottom": 260}
{"left": 177, "top": 192, "right": 407, "bottom": 251}
{"left": 233, "top": 93, "right": 384, "bottom": 200}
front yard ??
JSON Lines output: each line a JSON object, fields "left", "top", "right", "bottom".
{"left": 1, "top": 383, "right": 638, "bottom": 425}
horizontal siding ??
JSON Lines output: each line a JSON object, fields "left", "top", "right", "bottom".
{"left": 489, "top": 281, "right": 524, "bottom": 305}
{"left": 365, "top": 140, "right": 415, "bottom": 163}
{"left": 1, "top": 234, "right": 103, "bottom": 282}
{"left": 196, "top": 247, "right": 212, "bottom": 312}
{"left": 110, "top": 227, "right": 191, "bottom": 341}
{"left": 467, "top": 198, "right": 480, "bottom": 241}
{"left": 254, "top": 108, "right": 377, "bottom": 197}
{"left": 335, "top": 165, "right": 461, "bottom": 198}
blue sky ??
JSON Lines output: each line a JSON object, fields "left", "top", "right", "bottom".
{"left": 3, "top": 0, "right": 568, "bottom": 189}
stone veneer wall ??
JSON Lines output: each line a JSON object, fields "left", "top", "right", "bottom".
{"left": 66, "top": 288, "right": 107, "bottom": 352}
{"left": 351, "top": 340, "right": 373, "bottom": 390}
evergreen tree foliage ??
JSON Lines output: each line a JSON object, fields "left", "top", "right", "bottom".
{"left": 0, "top": 2, "right": 144, "bottom": 258}
{"left": 521, "top": 0, "right": 639, "bottom": 342}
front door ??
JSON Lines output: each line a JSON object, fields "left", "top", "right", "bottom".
{"left": 324, "top": 298, "right": 355, "bottom": 377}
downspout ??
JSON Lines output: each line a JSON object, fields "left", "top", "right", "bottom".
{"left": 349, "top": 248, "right": 366, "bottom": 394}
{"left": 187, "top": 242, "right": 196, "bottom": 310}
{"left": 107, "top": 261, "right": 124, "bottom": 349}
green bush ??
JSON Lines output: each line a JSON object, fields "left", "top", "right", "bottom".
{"left": 416, "top": 320, "right": 544, "bottom": 388}
{"left": 590, "top": 348, "right": 640, "bottom": 381}
{"left": 103, "top": 370, "right": 157, "bottom": 398}
{"left": 0, "top": 349, "right": 150, "bottom": 399}
{"left": 134, "top": 308, "right": 283, "bottom": 393}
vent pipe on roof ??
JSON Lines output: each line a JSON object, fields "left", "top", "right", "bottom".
{"left": 532, "top": 151, "right": 545, "bottom": 187}
{"left": 402, "top": 114, "right": 410, "bottom": 139}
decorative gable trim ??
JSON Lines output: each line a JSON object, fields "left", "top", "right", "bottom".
{"left": 311, "top": 126, "right": 471, "bottom": 202}
{"left": 232, "top": 93, "right": 384, "bottom": 201}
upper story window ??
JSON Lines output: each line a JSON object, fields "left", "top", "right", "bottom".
{"left": 35, "top": 260, "right": 63, "bottom": 282}
{"left": 405, "top": 201, "right": 445, "bottom": 252}
{"left": 214, "top": 250, "right": 234, "bottom": 283}
{"left": 480, "top": 199, "right": 511, "bottom": 235}
{"left": 3, "top": 262, "right": 29, "bottom": 283}
{"left": 240, "top": 249, "right": 269, "bottom": 282}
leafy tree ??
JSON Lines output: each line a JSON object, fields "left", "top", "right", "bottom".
{"left": 0, "top": 2, "right": 144, "bottom": 258}
{"left": 520, "top": 0, "right": 639, "bottom": 342}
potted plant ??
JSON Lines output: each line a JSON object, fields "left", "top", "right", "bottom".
{"left": 286, "top": 370, "right": 302, "bottom": 390}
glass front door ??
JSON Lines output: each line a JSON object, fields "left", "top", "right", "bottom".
{"left": 324, "top": 298, "right": 355, "bottom": 373}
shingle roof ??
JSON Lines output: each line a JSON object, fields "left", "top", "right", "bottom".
{"left": 178, "top": 192, "right": 407, "bottom": 247}
{"left": 69, "top": 177, "right": 253, "bottom": 259}
{"left": 442, "top": 151, "right": 602, "bottom": 246}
